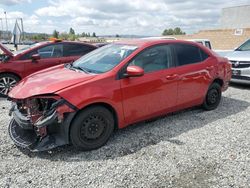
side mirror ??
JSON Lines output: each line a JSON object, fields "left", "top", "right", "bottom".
{"left": 31, "top": 54, "right": 41, "bottom": 62}
{"left": 124, "top": 65, "right": 144, "bottom": 77}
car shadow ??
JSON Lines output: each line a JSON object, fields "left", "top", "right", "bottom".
{"left": 19, "top": 96, "right": 249, "bottom": 161}
{"left": 229, "top": 82, "right": 250, "bottom": 90}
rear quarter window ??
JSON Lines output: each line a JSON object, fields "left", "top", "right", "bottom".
{"left": 173, "top": 43, "right": 209, "bottom": 66}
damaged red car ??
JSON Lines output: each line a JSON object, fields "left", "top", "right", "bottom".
{"left": 8, "top": 39, "right": 231, "bottom": 151}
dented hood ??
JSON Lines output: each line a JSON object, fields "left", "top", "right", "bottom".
{"left": 8, "top": 65, "right": 96, "bottom": 99}
{"left": 0, "top": 43, "right": 13, "bottom": 57}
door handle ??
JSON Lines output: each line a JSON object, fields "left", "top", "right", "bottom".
{"left": 206, "top": 66, "right": 214, "bottom": 71}
{"left": 165, "top": 74, "right": 179, "bottom": 80}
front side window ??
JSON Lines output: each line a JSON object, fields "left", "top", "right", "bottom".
{"left": 38, "top": 44, "right": 63, "bottom": 58}
{"left": 236, "top": 39, "right": 250, "bottom": 51}
{"left": 20, "top": 50, "right": 38, "bottom": 60}
{"left": 72, "top": 44, "right": 138, "bottom": 73}
{"left": 129, "top": 45, "right": 173, "bottom": 73}
{"left": 173, "top": 44, "right": 208, "bottom": 66}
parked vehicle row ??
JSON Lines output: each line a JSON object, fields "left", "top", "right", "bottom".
{"left": 0, "top": 39, "right": 97, "bottom": 96}
{"left": 7, "top": 39, "right": 231, "bottom": 151}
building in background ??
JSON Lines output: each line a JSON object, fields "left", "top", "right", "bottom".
{"left": 221, "top": 5, "right": 250, "bottom": 29}
{"left": 168, "top": 5, "right": 250, "bottom": 50}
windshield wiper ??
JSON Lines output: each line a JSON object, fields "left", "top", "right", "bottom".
{"left": 73, "top": 66, "right": 90, "bottom": 73}
{"left": 65, "top": 63, "right": 102, "bottom": 74}
{"left": 64, "top": 63, "right": 88, "bottom": 73}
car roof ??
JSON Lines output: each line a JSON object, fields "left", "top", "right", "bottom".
{"left": 32, "top": 40, "right": 97, "bottom": 49}
{"left": 114, "top": 39, "right": 202, "bottom": 48}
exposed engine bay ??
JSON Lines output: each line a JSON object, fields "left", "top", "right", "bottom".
{"left": 8, "top": 96, "right": 77, "bottom": 151}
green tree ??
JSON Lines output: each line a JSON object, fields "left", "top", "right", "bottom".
{"left": 69, "top": 28, "right": 75, "bottom": 35}
{"left": 52, "top": 30, "right": 59, "bottom": 38}
{"left": 162, "top": 27, "right": 185, "bottom": 35}
{"left": 69, "top": 34, "right": 76, "bottom": 41}
{"left": 92, "top": 32, "right": 96, "bottom": 37}
{"left": 81, "top": 32, "right": 86, "bottom": 37}
{"left": 115, "top": 34, "right": 120, "bottom": 38}
{"left": 60, "top": 32, "right": 69, "bottom": 40}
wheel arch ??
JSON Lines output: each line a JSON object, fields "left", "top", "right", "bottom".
{"left": 0, "top": 72, "right": 22, "bottom": 80}
{"left": 65, "top": 102, "right": 119, "bottom": 144}
{"left": 212, "top": 78, "right": 224, "bottom": 87}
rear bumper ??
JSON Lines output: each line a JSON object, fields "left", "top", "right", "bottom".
{"left": 8, "top": 106, "right": 76, "bottom": 151}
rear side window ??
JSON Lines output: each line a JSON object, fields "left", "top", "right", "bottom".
{"left": 173, "top": 44, "right": 209, "bottom": 66}
{"left": 205, "top": 41, "right": 211, "bottom": 49}
{"left": 63, "top": 44, "right": 96, "bottom": 57}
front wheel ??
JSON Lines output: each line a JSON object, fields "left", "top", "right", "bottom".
{"left": 202, "top": 82, "right": 222, "bottom": 111}
{"left": 0, "top": 73, "right": 20, "bottom": 97}
{"left": 70, "top": 106, "right": 114, "bottom": 151}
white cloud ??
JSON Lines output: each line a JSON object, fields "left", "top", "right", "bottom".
{"left": 2, "top": 0, "right": 250, "bottom": 35}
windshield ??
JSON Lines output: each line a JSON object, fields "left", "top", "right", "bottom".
{"left": 12, "top": 42, "right": 41, "bottom": 55}
{"left": 72, "top": 44, "right": 138, "bottom": 73}
{"left": 236, "top": 39, "right": 250, "bottom": 51}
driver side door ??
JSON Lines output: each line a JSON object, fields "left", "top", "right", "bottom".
{"left": 120, "top": 44, "right": 178, "bottom": 124}
{"left": 22, "top": 44, "right": 64, "bottom": 77}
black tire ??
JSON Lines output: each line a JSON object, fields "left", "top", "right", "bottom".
{"left": 0, "top": 73, "right": 20, "bottom": 97}
{"left": 203, "top": 82, "right": 222, "bottom": 111}
{"left": 70, "top": 106, "right": 114, "bottom": 151}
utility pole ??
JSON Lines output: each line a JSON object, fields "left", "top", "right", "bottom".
{"left": 4, "top": 11, "right": 9, "bottom": 39}
{"left": 20, "top": 18, "right": 24, "bottom": 40}
{"left": 0, "top": 18, "right": 3, "bottom": 39}
{"left": 0, "top": 19, "right": 3, "bottom": 31}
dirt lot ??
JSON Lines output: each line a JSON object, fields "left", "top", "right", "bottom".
{"left": 0, "top": 84, "right": 249, "bottom": 188}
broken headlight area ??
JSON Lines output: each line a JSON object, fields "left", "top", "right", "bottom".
{"left": 8, "top": 96, "right": 77, "bottom": 151}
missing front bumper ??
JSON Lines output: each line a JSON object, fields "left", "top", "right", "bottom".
{"left": 8, "top": 119, "right": 38, "bottom": 149}
{"left": 8, "top": 117, "right": 70, "bottom": 152}
{"left": 8, "top": 97, "right": 78, "bottom": 152}
{"left": 8, "top": 110, "right": 76, "bottom": 152}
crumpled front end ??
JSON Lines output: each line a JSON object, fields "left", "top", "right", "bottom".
{"left": 8, "top": 95, "right": 77, "bottom": 151}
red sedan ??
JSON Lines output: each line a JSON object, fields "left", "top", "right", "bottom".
{"left": 8, "top": 39, "right": 231, "bottom": 151}
{"left": 0, "top": 40, "right": 97, "bottom": 96}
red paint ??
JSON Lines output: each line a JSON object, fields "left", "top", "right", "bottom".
{"left": 9, "top": 40, "right": 231, "bottom": 129}
{"left": 0, "top": 41, "right": 97, "bottom": 79}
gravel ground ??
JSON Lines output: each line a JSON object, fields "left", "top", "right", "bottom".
{"left": 0, "top": 84, "right": 249, "bottom": 188}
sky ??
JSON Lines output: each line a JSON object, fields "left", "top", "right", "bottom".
{"left": 0, "top": 0, "right": 250, "bottom": 36}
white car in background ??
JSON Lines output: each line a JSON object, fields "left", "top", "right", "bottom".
{"left": 187, "top": 39, "right": 212, "bottom": 49}
{"left": 226, "top": 39, "right": 250, "bottom": 84}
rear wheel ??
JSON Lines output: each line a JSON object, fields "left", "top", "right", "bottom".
{"left": 70, "top": 106, "right": 114, "bottom": 151}
{"left": 0, "top": 73, "right": 20, "bottom": 97}
{"left": 203, "top": 82, "right": 222, "bottom": 110}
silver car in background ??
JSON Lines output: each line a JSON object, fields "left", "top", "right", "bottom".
{"left": 226, "top": 39, "right": 250, "bottom": 84}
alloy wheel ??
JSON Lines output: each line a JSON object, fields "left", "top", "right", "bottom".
{"left": 0, "top": 77, "right": 18, "bottom": 95}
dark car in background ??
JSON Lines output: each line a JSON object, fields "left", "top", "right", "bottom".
{"left": 0, "top": 40, "right": 97, "bottom": 96}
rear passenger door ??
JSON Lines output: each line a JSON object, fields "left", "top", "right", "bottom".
{"left": 170, "top": 43, "right": 214, "bottom": 107}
